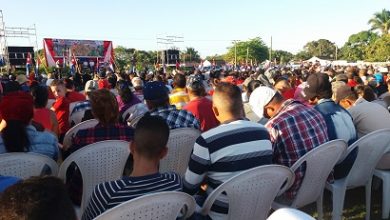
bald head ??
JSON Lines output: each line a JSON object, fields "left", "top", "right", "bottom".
{"left": 213, "top": 82, "right": 243, "bottom": 118}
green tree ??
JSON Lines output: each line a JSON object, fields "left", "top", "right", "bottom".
{"left": 365, "top": 34, "right": 390, "bottom": 61}
{"left": 272, "top": 50, "right": 294, "bottom": 64}
{"left": 368, "top": 9, "right": 390, "bottom": 35}
{"left": 302, "top": 39, "right": 337, "bottom": 60}
{"left": 224, "top": 37, "right": 268, "bottom": 64}
{"left": 114, "top": 46, "right": 135, "bottom": 71}
{"left": 181, "top": 47, "right": 201, "bottom": 63}
{"left": 339, "top": 31, "right": 379, "bottom": 61}
{"left": 294, "top": 51, "right": 311, "bottom": 61}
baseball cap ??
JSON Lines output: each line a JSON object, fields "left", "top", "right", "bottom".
{"left": 16, "top": 74, "right": 28, "bottom": 85}
{"left": 143, "top": 81, "right": 169, "bottom": 101}
{"left": 302, "top": 72, "right": 332, "bottom": 100}
{"left": 84, "top": 80, "right": 98, "bottom": 93}
{"left": 249, "top": 86, "right": 276, "bottom": 119}
{"left": 186, "top": 74, "right": 205, "bottom": 91}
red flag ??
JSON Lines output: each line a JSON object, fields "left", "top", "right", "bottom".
{"left": 26, "top": 52, "right": 32, "bottom": 65}
{"left": 175, "top": 60, "right": 180, "bottom": 69}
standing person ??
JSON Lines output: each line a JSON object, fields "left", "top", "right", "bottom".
{"left": 184, "top": 82, "right": 272, "bottom": 219}
{"left": 82, "top": 115, "right": 182, "bottom": 220}
{"left": 183, "top": 75, "right": 219, "bottom": 132}
{"left": 249, "top": 86, "right": 329, "bottom": 200}
{"left": 50, "top": 79, "right": 70, "bottom": 143}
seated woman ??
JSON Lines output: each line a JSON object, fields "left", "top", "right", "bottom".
{"left": 66, "top": 89, "right": 135, "bottom": 205}
{"left": 0, "top": 91, "right": 59, "bottom": 161}
{"left": 31, "top": 85, "right": 59, "bottom": 136}
{"left": 115, "top": 80, "right": 141, "bottom": 123}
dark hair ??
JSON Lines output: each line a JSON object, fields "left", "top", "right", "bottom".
{"left": 214, "top": 82, "right": 243, "bottom": 116}
{"left": 134, "top": 114, "right": 169, "bottom": 159}
{"left": 0, "top": 176, "right": 77, "bottom": 220}
{"left": 269, "top": 91, "right": 285, "bottom": 105}
{"left": 116, "top": 80, "right": 134, "bottom": 104}
{"left": 3, "top": 81, "right": 20, "bottom": 95}
{"left": 31, "top": 85, "right": 49, "bottom": 108}
{"left": 354, "top": 85, "right": 376, "bottom": 102}
{"left": 2, "top": 120, "right": 30, "bottom": 152}
{"left": 247, "top": 80, "right": 263, "bottom": 98}
{"left": 173, "top": 74, "right": 186, "bottom": 88}
{"left": 89, "top": 89, "right": 119, "bottom": 125}
{"left": 63, "top": 78, "right": 74, "bottom": 90}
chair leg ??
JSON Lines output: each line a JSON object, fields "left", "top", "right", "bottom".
{"left": 382, "top": 174, "right": 390, "bottom": 219}
{"left": 365, "top": 178, "right": 372, "bottom": 220}
{"left": 331, "top": 186, "right": 346, "bottom": 220}
{"left": 316, "top": 192, "right": 324, "bottom": 220}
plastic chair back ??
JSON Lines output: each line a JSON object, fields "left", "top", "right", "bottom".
{"left": 121, "top": 103, "right": 148, "bottom": 128}
{"left": 291, "top": 139, "right": 347, "bottom": 208}
{"left": 159, "top": 128, "right": 200, "bottom": 176}
{"left": 346, "top": 128, "right": 390, "bottom": 187}
{"left": 58, "top": 140, "right": 130, "bottom": 213}
{"left": 63, "top": 119, "right": 99, "bottom": 150}
{"left": 0, "top": 152, "right": 58, "bottom": 178}
{"left": 200, "top": 165, "right": 294, "bottom": 220}
{"left": 267, "top": 208, "right": 315, "bottom": 220}
{"left": 94, "top": 192, "right": 196, "bottom": 220}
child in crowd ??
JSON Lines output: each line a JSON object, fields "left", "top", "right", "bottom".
{"left": 50, "top": 79, "right": 70, "bottom": 143}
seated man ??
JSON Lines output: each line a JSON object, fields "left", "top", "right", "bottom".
{"left": 82, "top": 115, "right": 182, "bottom": 220}
{"left": 249, "top": 86, "right": 329, "bottom": 200}
{"left": 169, "top": 73, "right": 189, "bottom": 110}
{"left": 0, "top": 176, "right": 77, "bottom": 220}
{"left": 144, "top": 81, "right": 200, "bottom": 130}
{"left": 184, "top": 82, "right": 273, "bottom": 219}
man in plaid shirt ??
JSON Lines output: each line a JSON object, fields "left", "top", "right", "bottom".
{"left": 250, "top": 86, "right": 329, "bottom": 200}
{"left": 144, "top": 81, "right": 200, "bottom": 130}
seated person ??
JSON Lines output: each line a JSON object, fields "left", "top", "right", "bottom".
{"left": 64, "top": 78, "right": 86, "bottom": 103}
{"left": 0, "top": 176, "right": 77, "bottom": 220}
{"left": 82, "top": 114, "right": 182, "bottom": 220}
{"left": 0, "top": 91, "right": 59, "bottom": 160}
{"left": 31, "top": 85, "right": 59, "bottom": 136}
{"left": 66, "top": 89, "right": 135, "bottom": 205}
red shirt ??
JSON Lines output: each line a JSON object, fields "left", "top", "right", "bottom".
{"left": 66, "top": 91, "right": 86, "bottom": 103}
{"left": 33, "top": 108, "right": 52, "bottom": 131}
{"left": 183, "top": 97, "right": 219, "bottom": 132}
{"left": 98, "top": 79, "right": 111, "bottom": 89}
{"left": 52, "top": 97, "right": 70, "bottom": 134}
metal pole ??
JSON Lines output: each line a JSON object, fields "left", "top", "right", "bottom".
{"left": 269, "top": 36, "right": 272, "bottom": 61}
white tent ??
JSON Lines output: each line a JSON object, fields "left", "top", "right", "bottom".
{"left": 304, "top": 56, "right": 330, "bottom": 66}
{"left": 202, "top": 60, "right": 212, "bottom": 67}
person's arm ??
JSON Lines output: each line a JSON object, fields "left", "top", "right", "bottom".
{"left": 183, "top": 136, "right": 210, "bottom": 195}
{"left": 49, "top": 110, "right": 59, "bottom": 136}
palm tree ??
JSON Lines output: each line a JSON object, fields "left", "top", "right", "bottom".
{"left": 368, "top": 9, "right": 390, "bottom": 35}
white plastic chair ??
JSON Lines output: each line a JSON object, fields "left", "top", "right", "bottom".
{"left": 93, "top": 191, "right": 196, "bottom": 220}
{"left": 58, "top": 140, "right": 130, "bottom": 213}
{"left": 273, "top": 139, "right": 347, "bottom": 220}
{"left": 70, "top": 108, "right": 88, "bottom": 126}
{"left": 267, "top": 208, "right": 315, "bottom": 220}
{"left": 69, "top": 101, "right": 81, "bottom": 123}
{"left": 325, "top": 129, "right": 390, "bottom": 220}
{"left": 62, "top": 119, "right": 99, "bottom": 150}
{"left": 373, "top": 148, "right": 390, "bottom": 219}
{"left": 121, "top": 103, "right": 148, "bottom": 128}
{"left": 0, "top": 152, "right": 58, "bottom": 178}
{"left": 159, "top": 128, "right": 200, "bottom": 176}
{"left": 199, "top": 165, "right": 294, "bottom": 220}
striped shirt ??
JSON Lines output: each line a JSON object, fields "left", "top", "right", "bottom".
{"left": 81, "top": 172, "right": 182, "bottom": 220}
{"left": 266, "top": 99, "right": 329, "bottom": 199}
{"left": 183, "top": 119, "right": 272, "bottom": 218}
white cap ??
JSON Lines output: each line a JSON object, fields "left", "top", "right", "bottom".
{"left": 249, "top": 86, "right": 276, "bottom": 119}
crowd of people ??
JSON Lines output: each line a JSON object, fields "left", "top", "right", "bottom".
{"left": 0, "top": 61, "right": 390, "bottom": 219}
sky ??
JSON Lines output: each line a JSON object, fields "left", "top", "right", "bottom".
{"left": 1, "top": 0, "right": 389, "bottom": 58}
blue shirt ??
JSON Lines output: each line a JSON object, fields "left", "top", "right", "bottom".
{"left": 314, "top": 99, "right": 357, "bottom": 145}
{"left": 0, "top": 125, "right": 59, "bottom": 160}
{"left": 0, "top": 176, "right": 21, "bottom": 192}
